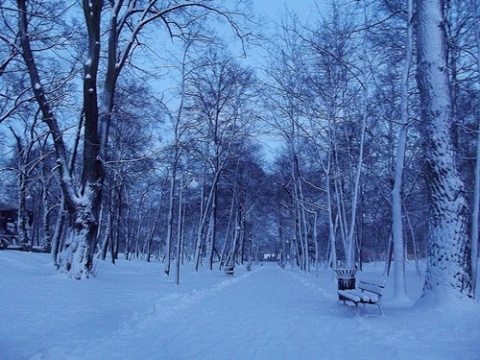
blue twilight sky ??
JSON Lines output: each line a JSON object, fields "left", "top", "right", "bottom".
{"left": 252, "top": 0, "right": 321, "bottom": 22}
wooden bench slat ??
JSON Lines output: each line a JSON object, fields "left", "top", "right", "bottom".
{"left": 348, "top": 289, "right": 376, "bottom": 303}
{"left": 337, "top": 277, "right": 386, "bottom": 315}
{"left": 359, "top": 279, "right": 385, "bottom": 286}
{"left": 358, "top": 282, "right": 385, "bottom": 296}
{"left": 359, "top": 279, "right": 386, "bottom": 287}
{"left": 338, "top": 290, "right": 361, "bottom": 303}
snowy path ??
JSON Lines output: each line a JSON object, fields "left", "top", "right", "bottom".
{"left": 27, "top": 265, "right": 479, "bottom": 360}
{"left": 143, "top": 267, "right": 329, "bottom": 359}
{"left": 2, "top": 253, "right": 479, "bottom": 360}
{"left": 119, "top": 266, "right": 478, "bottom": 360}
{"left": 76, "top": 267, "right": 339, "bottom": 359}
{"left": 34, "top": 267, "right": 334, "bottom": 360}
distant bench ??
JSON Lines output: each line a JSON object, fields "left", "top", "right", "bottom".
{"left": 337, "top": 278, "right": 386, "bottom": 315}
{"left": 224, "top": 265, "right": 234, "bottom": 275}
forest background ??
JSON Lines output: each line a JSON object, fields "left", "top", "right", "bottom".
{"left": 0, "top": 0, "right": 479, "bottom": 302}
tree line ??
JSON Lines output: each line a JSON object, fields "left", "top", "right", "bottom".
{"left": 0, "top": 0, "right": 478, "bottom": 300}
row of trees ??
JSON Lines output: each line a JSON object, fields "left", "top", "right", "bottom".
{"left": 1, "top": 0, "right": 273, "bottom": 283}
{"left": 0, "top": 0, "right": 478, "bottom": 300}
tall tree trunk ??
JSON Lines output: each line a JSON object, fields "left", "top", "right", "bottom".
{"left": 50, "top": 196, "right": 65, "bottom": 266}
{"left": 41, "top": 163, "right": 52, "bottom": 251}
{"left": 208, "top": 184, "right": 218, "bottom": 270}
{"left": 11, "top": 130, "right": 30, "bottom": 247}
{"left": 325, "top": 111, "right": 337, "bottom": 269}
{"left": 17, "top": 0, "right": 104, "bottom": 278}
{"left": 194, "top": 165, "right": 207, "bottom": 271}
{"left": 391, "top": 0, "right": 413, "bottom": 304}
{"left": 416, "top": 0, "right": 473, "bottom": 300}
{"left": 469, "top": 0, "right": 480, "bottom": 299}
{"left": 176, "top": 174, "right": 184, "bottom": 285}
{"left": 100, "top": 204, "right": 111, "bottom": 261}
{"left": 194, "top": 168, "right": 221, "bottom": 271}
{"left": 146, "top": 204, "right": 162, "bottom": 263}
{"left": 405, "top": 210, "right": 421, "bottom": 276}
{"left": 165, "top": 172, "right": 176, "bottom": 275}
{"left": 240, "top": 202, "right": 247, "bottom": 266}
{"left": 219, "top": 190, "right": 236, "bottom": 269}
{"left": 345, "top": 2, "right": 369, "bottom": 269}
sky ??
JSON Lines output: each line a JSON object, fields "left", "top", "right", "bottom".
{"left": 0, "top": 0, "right": 347, "bottom": 169}
{"left": 252, "top": 0, "right": 321, "bottom": 22}
{"left": 234, "top": 0, "right": 327, "bottom": 161}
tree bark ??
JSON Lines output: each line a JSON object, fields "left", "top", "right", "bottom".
{"left": 391, "top": 0, "right": 413, "bottom": 303}
{"left": 416, "top": 0, "right": 473, "bottom": 299}
{"left": 469, "top": 0, "right": 480, "bottom": 299}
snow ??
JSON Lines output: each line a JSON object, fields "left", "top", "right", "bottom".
{"left": 1, "top": 252, "right": 479, "bottom": 360}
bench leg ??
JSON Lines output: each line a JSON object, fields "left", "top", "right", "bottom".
{"left": 377, "top": 304, "right": 384, "bottom": 315}
{"left": 355, "top": 303, "right": 360, "bottom": 315}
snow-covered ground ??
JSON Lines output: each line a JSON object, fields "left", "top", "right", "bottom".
{"left": 1, "top": 252, "right": 479, "bottom": 360}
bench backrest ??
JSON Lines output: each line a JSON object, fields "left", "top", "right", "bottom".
{"left": 358, "top": 279, "right": 386, "bottom": 296}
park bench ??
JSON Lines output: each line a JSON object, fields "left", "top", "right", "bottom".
{"left": 337, "top": 278, "right": 386, "bottom": 315}
{"left": 224, "top": 265, "right": 234, "bottom": 275}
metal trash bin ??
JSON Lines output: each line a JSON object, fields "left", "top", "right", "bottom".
{"left": 335, "top": 269, "right": 356, "bottom": 300}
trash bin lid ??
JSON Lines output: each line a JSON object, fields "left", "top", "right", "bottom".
{"left": 334, "top": 268, "right": 357, "bottom": 278}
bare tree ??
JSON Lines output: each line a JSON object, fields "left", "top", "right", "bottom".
{"left": 390, "top": 0, "right": 413, "bottom": 304}
{"left": 416, "top": 0, "right": 473, "bottom": 299}
{"left": 186, "top": 49, "right": 256, "bottom": 271}
{"left": 14, "top": 0, "right": 248, "bottom": 278}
